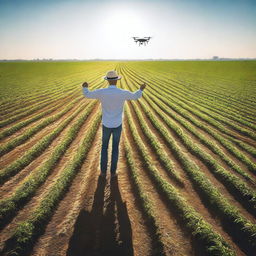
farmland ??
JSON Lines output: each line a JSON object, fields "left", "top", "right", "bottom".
{"left": 0, "top": 60, "right": 255, "bottom": 256}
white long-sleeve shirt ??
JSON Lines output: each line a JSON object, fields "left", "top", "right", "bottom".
{"left": 83, "top": 85, "right": 143, "bottom": 128}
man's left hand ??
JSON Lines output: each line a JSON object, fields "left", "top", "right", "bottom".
{"left": 140, "top": 82, "right": 146, "bottom": 91}
{"left": 82, "top": 82, "right": 89, "bottom": 88}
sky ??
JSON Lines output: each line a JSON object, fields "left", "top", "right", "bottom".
{"left": 0, "top": 0, "right": 255, "bottom": 60}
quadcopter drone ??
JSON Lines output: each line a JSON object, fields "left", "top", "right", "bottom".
{"left": 132, "top": 37, "right": 152, "bottom": 46}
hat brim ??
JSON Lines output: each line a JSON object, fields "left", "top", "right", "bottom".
{"left": 103, "top": 76, "right": 122, "bottom": 80}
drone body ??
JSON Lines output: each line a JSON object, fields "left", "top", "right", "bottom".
{"left": 132, "top": 37, "right": 152, "bottom": 46}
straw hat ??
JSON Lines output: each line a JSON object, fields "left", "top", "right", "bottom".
{"left": 103, "top": 70, "right": 122, "bottom": 80}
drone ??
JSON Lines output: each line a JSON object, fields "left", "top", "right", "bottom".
{"left": 132, "top": 37, "right": 152, "bottom": 46}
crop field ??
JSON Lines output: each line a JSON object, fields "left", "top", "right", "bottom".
{"left": 0, "top": 60, "right": 255, "bottom": 256}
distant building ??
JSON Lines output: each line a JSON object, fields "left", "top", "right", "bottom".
{"left": 212, "top": 56, "right": 219, "bottom": 60}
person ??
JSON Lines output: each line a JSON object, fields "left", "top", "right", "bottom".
{"left": 82, "top": 70, "right": 146, "bottom": 178}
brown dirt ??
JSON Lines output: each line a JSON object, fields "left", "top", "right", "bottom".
{"left": 31, "top": 125, "right": 103, "bottom": 256}
{"left": 125, "top": 102, "right": 248, "bottom": 255}
{"left": 125, "top": 65, "right": 255, "bottom": 136}
{"left": 0, "top": 87, "right": 77, "bottom": 120}
{"left": 0, "top": 102, "right": 99, "bottom": 200}
{"left": 123, "top": 113, "right": 194, "bottom": 256}
{"left": 0, "top": 64, "right": 254, "bottom": 256}
{"left": 0, "top": 93, "right": 81, "bottom": 145}
{"left": 122, "top": 74, "right": 256, "bottom": 218}
{"left": 122, "top": 65, "right": 256, "bottom": 150}
{"left": 115, "top": 137, "right": 154, "bottom": 256}
{"left": 0, "top": 96, "right": 86, "bottom": 167}
{"left": 31, "top": 125, "right": 151, "bottom": 256}
{"left": 0, "top": 90, "right": 78, "bottom": 132}
{"left": 146, "top": 96, "right": 256, "bottom": 186}
{"left": 0, "top": 105, "right": 101, "bottom": 251}
{"left": 134, "top": 98, "right": 255, "bottom": 222}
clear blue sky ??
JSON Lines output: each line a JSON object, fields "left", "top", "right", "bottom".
{"left": 0, "top": 0, "right": 255, "bottom": 59}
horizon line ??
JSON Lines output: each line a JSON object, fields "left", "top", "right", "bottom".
{"left": 1, "top": 57, "right": 256, "bottom": 62}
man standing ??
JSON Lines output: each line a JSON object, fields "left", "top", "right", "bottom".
{"left": 82, "top": 70, "right": 146, "bottom": 178}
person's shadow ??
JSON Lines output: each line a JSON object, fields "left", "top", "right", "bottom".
{"left": 67, "top": 176, "right": 134, "bottom": 256}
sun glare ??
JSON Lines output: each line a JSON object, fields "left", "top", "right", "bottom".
{"left": 101, "top": 4, "right": 150, "bottom": 38}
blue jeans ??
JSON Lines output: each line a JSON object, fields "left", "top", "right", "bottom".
{"left": 100, "top": 124, "right": 122, "bottom": 174}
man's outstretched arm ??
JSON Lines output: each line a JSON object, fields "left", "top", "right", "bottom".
{"left": 123, "top": 82, "right": 146, "bottom": 100}
{"left": 82, "top": 82, "right": 102, "bottom": 99}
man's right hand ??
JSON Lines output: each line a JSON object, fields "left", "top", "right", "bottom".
{"left": 140, "top": 82, "right": 146, "bottom": 91}
{"left": 82, "top": 82, "right": 88, "bottom": 88}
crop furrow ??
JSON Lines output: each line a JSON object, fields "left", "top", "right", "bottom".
{"left": 0, "top": 114, "right": 101, "bottom": 256}
{"left": 123, "top": 132, "right": 178, "bottom": 255}
{"left": 0, "top": 98, "right": 81, "bottom": 156}
{"left": 0, "top": 79, "right": 103, "bottom": 154}
{"left": 0, "top": 67, "right": 106, "bottom": 113}
{"left": 125, "top": 101, "right": 256, "bottom": 254}
{"left": 0, "top": 100, "right": 96, "bottom": 185}
{"left": 121, "top": 67, "right": 255, "bottom": 183}
{"left": 127, "top": 76, "right": 256, "bottom": 216}
{"left": 0, "top": 102, "right": 98, "bottom": 230}
{"left": 0, "top": 95, "right": 80, "bottom": 141}
{"left": 0, "top": 76, "right": 104, "bottom": 141}
{"left": 124, "top": 106, "right": 236, "bottom": 256}
{"left": 127, "top": 63, "right": 255, "bottom": 118}
{"left": 125, "top": 65, "right": 256, "bottom": 139}
{"left": 122, "top": 66, "right": 256, "bottom": 169}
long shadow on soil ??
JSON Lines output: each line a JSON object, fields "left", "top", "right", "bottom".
{"left": 67, "top": 176, "right": 134, "bottom": 256}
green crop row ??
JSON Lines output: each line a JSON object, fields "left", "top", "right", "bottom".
{"left": 145, "top": 69, "right": 255, "bottom": 125}
{"left": 0, "top": 68, "right": 104, "bottom": 118}
{"left": 149, "top": 94, "right": 255, "bottom": 181}
{"left": 153, "top": 69, "right": 256, "bottom": 136}
{"left": 0, "top": 98, "right": 82, "bottom": 156}
{"left": 0, "top": 64, "right": 107, "bottom": 110}
{"left": 124, "top": 63, "right": 252, "bottom": 117}
{"left": 0, "top": 73, "right": 104, "bottom": 140}
{"left": 0, "top": 94, "right": 81, "bottom": 140}
{"left": 123, "top": 66, "right": 256, "bottom": 167}
{"left": 124, "top": 106, "right": 236, "bottom": 256}
{"left": 130, "top": 76, "right": 255, "bottom": 182}
{"left": 0, "top": 79, "right": 103, "bottom": 154}
{"left": 128, "top": 100, "right": 184, "bottom": 186}
{"left": 123, "top": 66, "right": 248, "bottom": 136}
{"left": 0, "top": 86, "right": 70, "bottom": 117}
{"left": 0, "top": 100, "right": 95, "bottom": 185}
{"left": 0, "top": 88, "right": 78, "bottom": 129}
{"left": 164, "top": 70, "right": 256, "bottom": 115}
{"left": 125, "top": 66, "right": 256, "bottom": 139}
{"left": 122, "top": 67, "right": 254, "bottom": 182}
{"left": 228, "top": 138, "right": 256, "bottom": 158}
{"left": 0, "top": 88, "right": 75, "bottom": 121}
{"left": 123, "top": 133, "right": 165, "bottom": 255}
{"left": 125, "top": 93, "right": 256, "bottom": 254}
{"left": 0, "top": 111, "right": 101, "bottom": 256}
{"left": 0, "top": 101, "right": 97, "bottom": 224}
{"left": 143, "top": 98, "right": 256, "bottom": 214}
{"left": 125, "top": 62, "right": 255, "bottom": 121}
{"left": 0, "top": 61, "right": 114, "bottom": 101}
{"left": 0, "top": 78, "right": 77, "bottom": 119}
{"left": 0, "top": 65, "right": 107, "bottom": 121}
{"left": 126, "top": 74, "right": 256, "bottom": 217}
{"left": 120, "top": 80, "right": 184, "bottom": 186}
